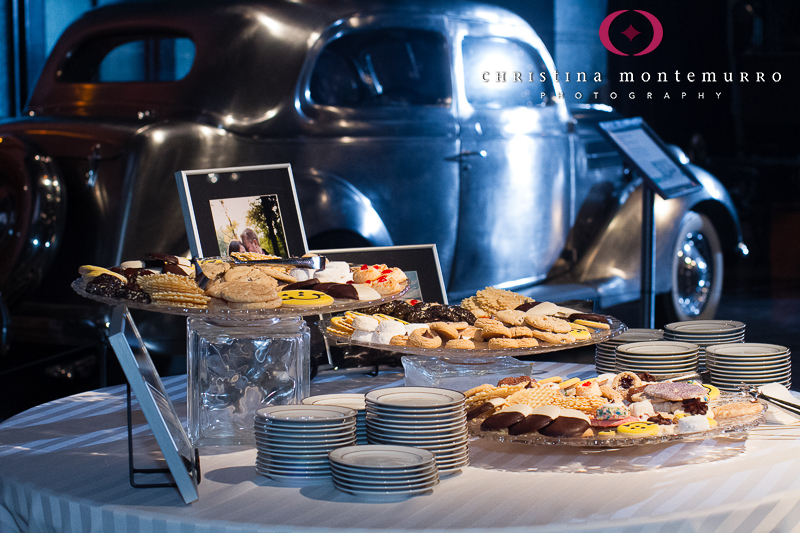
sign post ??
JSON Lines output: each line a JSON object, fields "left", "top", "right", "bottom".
{"left": 598, "top": 118, "right": 702, "bottom": 328}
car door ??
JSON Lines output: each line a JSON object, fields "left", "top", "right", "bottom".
{"left": 448, "top": 23, "right": 572, "bottom": 299}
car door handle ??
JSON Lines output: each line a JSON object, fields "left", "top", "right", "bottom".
{"left": 445, "top": 150, "right": 487, "bottom": 162}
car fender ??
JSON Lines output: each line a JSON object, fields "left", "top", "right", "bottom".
{"left": 0, "top": 134, "right": 66, "bottom": 303}
{"left": 293, "top": 170, "right": 393, "bottom": 249}
{"left": 573, "top": 165, "right": 742, "bottom": 308}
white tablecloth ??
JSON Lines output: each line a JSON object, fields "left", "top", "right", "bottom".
{"left": 2, "top": 362, "right": 800, "bottom": 533}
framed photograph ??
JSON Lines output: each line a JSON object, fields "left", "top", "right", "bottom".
{"left": 108, "top": 305, "right": 200, "bottom": 504}
{"left": 598, "top": 117, "right": 702, "bottom": 200}
{"left": 175, "top": 164, "right": 309, "bottom": 258}
{"left": 311, "top": 244, "right": 448, "bottom": 304}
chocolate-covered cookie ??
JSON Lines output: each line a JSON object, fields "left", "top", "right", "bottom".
{"left": 508, "top": 414, "right": 554, "bottom": 435}
{"left": 568, "top": 313, "right": 612, "bottom": 325}
{"left": 325, "top": 283, "right": 359, "bottom": 300}
{"left": 480, "top": 405, "right": 534, "bottom": 431}
{"left": 513, "top": 301, "right": 542, "bottom": 312}
{"left": 281, "top": 279, "right": 320, "bottom": 291}
{"left": 481, "top": 412, "right": 526, "bottom": 431}
{"left": 538, "top": 409, "right": 592, "bottom": 438}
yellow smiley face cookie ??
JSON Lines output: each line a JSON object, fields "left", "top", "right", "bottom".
{"left": 616, "top": 421, "right": 660, "bottom": 437}
{"left": 702, "top": 383, "right": 720, "bottom": 400}
{"left": 279, "top": 290, "right": 334, "bottom": 307}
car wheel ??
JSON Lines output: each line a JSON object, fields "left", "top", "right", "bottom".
{"left": 662, "top": 211, "right": 723, "bottom": 322}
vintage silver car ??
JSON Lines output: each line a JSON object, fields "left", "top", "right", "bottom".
{"left": 0, "top": 0, "right": 744, "bottom": 335}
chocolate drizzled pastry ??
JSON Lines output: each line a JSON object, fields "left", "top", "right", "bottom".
{"left": 647, "top": 414, "right": 674, "bottom": 425}
{"left": 682, "top": 398, "right": 708, "bottom": 415}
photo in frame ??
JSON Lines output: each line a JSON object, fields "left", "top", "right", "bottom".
{"left": 175, "top": 164, "right": 308, "bottom": 258}
{"left": 107, "top": 305, "right": 200, "bottom": 504}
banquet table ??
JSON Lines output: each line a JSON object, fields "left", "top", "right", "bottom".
{"left": 2, "top": 361, "right": 800, "bottom": 533}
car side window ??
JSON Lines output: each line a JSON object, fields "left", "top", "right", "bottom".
{"left": 59, "top": 34, "right": 195, "bottom": 83}
{"left": 309, "top": 29, "right": 451, "bottom": 107}
{"left": 462, "top": 36, "right": 553, "bottom": 108}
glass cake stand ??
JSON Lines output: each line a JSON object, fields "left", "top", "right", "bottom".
{"left": 73, "top": 279, "right": 408, "bottom": 446}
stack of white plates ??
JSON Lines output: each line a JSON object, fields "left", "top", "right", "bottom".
{"left": 328, "top": 445, "right": 439, "bottom": 498}
{"left": 365, "top": 387, "right": 468, "bottom": 474}
{"left": 302, "top": 393, "right": 367, "bottom": 445}
{"left": 254, "top": 405, "right": 356, "bottom": 484}
{"left": 615, "top": 341, "right": 700, "bottom": 377}
{"left": 706, "top": 343, "right": 792, "bottom": 391}
{"left": 664, "top": 320, "right": 745, "bottom": 370}
{"left": 596, "top": 329, "right": 664, "bottom": 374}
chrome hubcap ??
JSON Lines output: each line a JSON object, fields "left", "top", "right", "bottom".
{"left": 676, "top": 231, "right": 713, "bottom": 316}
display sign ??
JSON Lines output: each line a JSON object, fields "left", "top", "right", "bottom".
{"left": 598, "top": 117, "right": 702, "bottom": 199}
{"left": 108, "top": 305, "right": 200, "bottom": 504}
{"left": 176, "top": 164, "right": 308, "bottom": 259}
{"left": 311, "top": 244, "right": 447, "bottom": 304}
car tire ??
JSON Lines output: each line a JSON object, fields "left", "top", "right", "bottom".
{"left": 661, "top": 211, "right": 723, "bottom": 322}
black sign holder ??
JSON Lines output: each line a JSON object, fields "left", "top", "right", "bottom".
{"left": 598, "top": 118, "right": 702, "bottom": 328}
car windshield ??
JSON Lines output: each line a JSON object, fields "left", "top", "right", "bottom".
{"left": 309, "top": 28, "right": 451, "bottom": 107}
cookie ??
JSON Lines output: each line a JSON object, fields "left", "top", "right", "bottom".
{"left": 255, "top": 266, "right": 296, "bottom": 283}
{"left": 474, "top": 317, "right": 502, "bottom": 329}
{"left": 643, "top": 382, "right": 707, "bottom": 402}
{"left": 611, "top": 372, "right": 643, "bottom": 390}
{"left": 408, "top": 328, "right": 443, "bottom": 348}
{"left": 504, "top": 385, "right": 560, "bottom": 408}
{"left": 488, "top": 338, "right": 519, "bottom": 349}
{"left": 516, "top": 338, "right": 539, "bottom": 348}
{"left": 389, "top": 335, "right": 409, "bottom": 346}
{"left": 330, "top": 316, "right": 355, "bottom": 334}
{"left": 220, "top": 280, "right": 278, "bottom": 303}
{"left": 465, "top": 382, "right": 529, "bottom": 406}
{"left": 461, "top": 296, "right": 490, "bottom": 318}
{"left": 429, "top": 322, "right": 459, "bottom": 341}
{"left": 138, "top": 272, "right": 204, "bottom": 295}
{"left": 494, "top": 310, "right": 527, "bottom": 326}
{"left": 525, "top": 315, "right": 572, "bottom": 334}
{"left": 509, "top": 326, "right": 533, "bottom": 338}
{"left": 199, "top": 261, "right": 230, "bottom": 279}
{"left": 230, "top": 251, "right": 280, "bottom": 261}
{"left": 445, "top": 339, "right": 475, "bottom": 349}
{"left": 224, "top": 266, "right": 274, "bottom": 284}
{"left": 475, "top": 287, "right": 533, "bottom": 313}
{"left": 552, "top": 395, "right": 606, "bottom": 414}
{"left": 352, "top": 264, "right": 389, "bottom": 284}
{"left": 480, "top": 323, "right": 512, "bottom": 339}
{"left": 150, "top": 292, "right": 210, "bottom": 308}
{"left": 616, "top": 420, "right": 660, "bottom": 436}
{"left": 279, "top": 289, "right": 334, "bottom": 307}
{"left": 529, "top": 330, "right": 576, "bottom": 344}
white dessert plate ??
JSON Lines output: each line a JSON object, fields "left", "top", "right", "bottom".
{"left": 705, "top": 343, "right": 789, "bottom": 357}
{"left": 365, "top": 387, "right": 465, "bottom": 408}
{"left": 616, "top": 341, "right": 699, "bottom": 355}
{"left": 302, "top": 394, "right": 366, "bottom": 410}
{"left": 664, "top": 320, "right": 745, "bottom": 333}
{"left": 329, "top": 445, "right": 436, "bottom": 469}
{"left": 256, "top": 405, "right": 357, "bottom": 421}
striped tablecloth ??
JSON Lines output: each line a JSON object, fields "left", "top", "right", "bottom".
{"left": 2, "top": 362, "right": 800, "bottom": 533}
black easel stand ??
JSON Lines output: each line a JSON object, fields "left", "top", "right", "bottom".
{"left": 641, "top": 183, "right": 657, "bottom": 329}
{"left": 126, "top": 383, "right": 201, "bottom": 489}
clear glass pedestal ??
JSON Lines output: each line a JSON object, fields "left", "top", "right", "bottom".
{"left": 187, "top": 316, "right": 310, "bottom": 446}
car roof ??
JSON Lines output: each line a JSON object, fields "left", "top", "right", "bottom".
{"left": 29, "top": 0, "right": 529, "bottom": 130}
